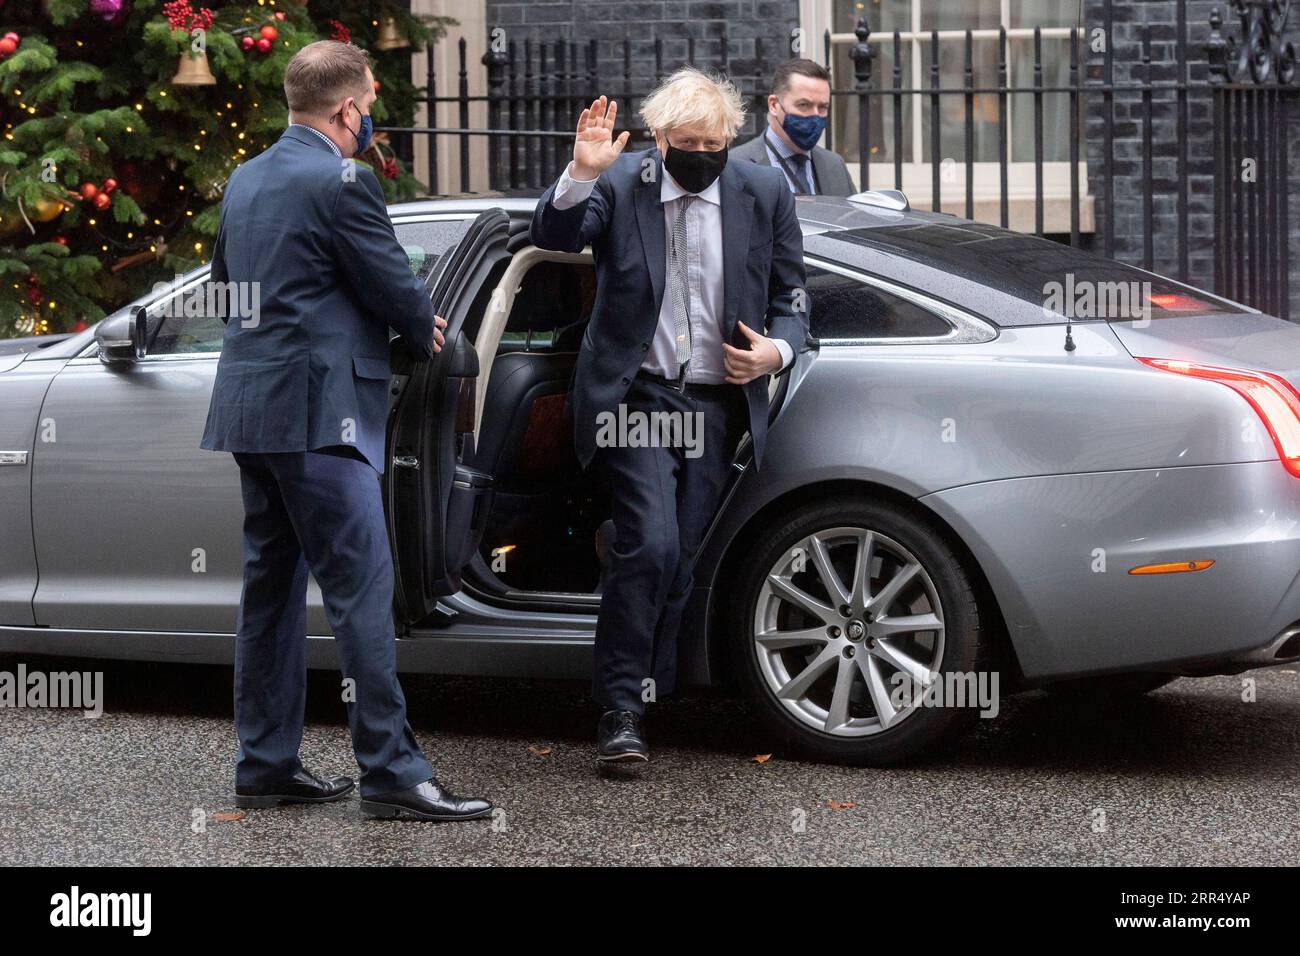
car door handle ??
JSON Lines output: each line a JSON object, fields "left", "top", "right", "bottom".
{"left": 392, "top": 455, "right": 420, "bottom": 470}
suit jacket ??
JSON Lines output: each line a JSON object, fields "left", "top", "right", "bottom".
{"left": 729, "top": 129, "right": 857, "bottom": 197}
{"left": 528, "top": 148, "right": 808, "bottom": 470}
{"left": 199, "top": 125, "right": 435, "bottom": 474}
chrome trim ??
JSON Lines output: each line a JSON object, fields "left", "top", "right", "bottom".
{"left": 0, "top": 450, "right": 28, "bottom": 466}
{"left": 803, "top": 256, "right": 999, "bottom": 346}
{"left": 847, "top": 189, "right": 910, "bottom": 212}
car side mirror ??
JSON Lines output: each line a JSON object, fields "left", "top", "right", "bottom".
{"left": 95, "top": 305, "right": 149, "bottom": 365}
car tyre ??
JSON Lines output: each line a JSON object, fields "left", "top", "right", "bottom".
{"left": 729, "top": 496, "right": 990, "bottom": 765}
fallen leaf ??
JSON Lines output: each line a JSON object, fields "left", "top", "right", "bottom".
{"left": 826, "top": 799, "right": 855, "bottom": 810}
{"left": 751, "top": 754, "right": 772, "bottom": 764}
{"left": 528, "top": 744, "right": 553, "bottom": 757}
{"left": 211, "top": 811, "right": 246, "bottom": 822}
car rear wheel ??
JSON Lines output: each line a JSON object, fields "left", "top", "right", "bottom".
{"left": 729, "top": 496, "right": 990, "bottom": 765}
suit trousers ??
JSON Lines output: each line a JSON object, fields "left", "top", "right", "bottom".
{"left": 230, "top": 445, "right": 434, "bottom": 797}
{"left": 591, "top": 376, "right": 748, "bottom": 713}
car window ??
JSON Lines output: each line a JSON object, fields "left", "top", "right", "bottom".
{"left": 807, "top": 265, "right": 952, "bottom": 340}
{"left": 142, "top": 216, "right": 474, "bottom": 357}
{"left": 147, "top": 278, "right": 226, "bottom": 355}
{"left": 395, "top": 217, "right": 475, "bottom": 280}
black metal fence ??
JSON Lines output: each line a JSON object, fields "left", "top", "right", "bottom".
{"left": 379, "top": 1, "right": 1298, "bottom": 319}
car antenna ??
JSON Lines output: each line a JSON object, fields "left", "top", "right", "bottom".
{"left": 1063, "top": 0, "right": 1082, "bottom": 356}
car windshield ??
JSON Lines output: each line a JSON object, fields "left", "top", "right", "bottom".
{"left": 827, "top": 221, "right": 1246, "bottom": 325}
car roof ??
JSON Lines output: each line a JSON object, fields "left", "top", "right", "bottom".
{"left": 384, "top": 193, "right": 951, "bottom": 237}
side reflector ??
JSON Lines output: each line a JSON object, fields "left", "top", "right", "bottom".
{"left": 1137, "top": 357, "right": 1300, "bottom": 478}
{"left": 1129, "top": 560, "right": 1215, "bottom": 575}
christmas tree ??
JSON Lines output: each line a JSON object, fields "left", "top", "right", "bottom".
{"left": 0, "top": 0, "right": 451, "bottom": 338}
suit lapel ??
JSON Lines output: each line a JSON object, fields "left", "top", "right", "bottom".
{"left": 633, "top": 150, "right": 666, "bottom": 320}
{"left": 719, "top": 161, "right": 754, "bottom": 336}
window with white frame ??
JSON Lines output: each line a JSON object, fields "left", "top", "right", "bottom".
{"left": 819, "top": 0, "right": 1092, "bottom": 232}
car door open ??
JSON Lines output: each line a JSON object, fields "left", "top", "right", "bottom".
{"left": 385, "top": 208, "right": 513, "bottom": 625}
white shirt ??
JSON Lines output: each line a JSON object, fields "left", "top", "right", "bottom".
{"left": 551, "top": 160, "right": 793, "bottom": 381}
{"left": 288, "top": 123, "right": 341, "bottom": 158}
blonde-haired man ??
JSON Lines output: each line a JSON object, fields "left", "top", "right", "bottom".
{"left": 530, "top": 67, "right": 808, "bottom": 766}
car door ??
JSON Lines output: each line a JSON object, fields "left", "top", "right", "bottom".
{"left": 29, "top": 212, "right": 477, "bottom": 635}
{"left": 386, "top": 208, "right": 514, "bottom": 625}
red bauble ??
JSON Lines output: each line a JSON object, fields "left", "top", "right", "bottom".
{"left": 260, "top": 25, "right": 278, "bottom": 42}
{"left": 53, "top": 236, "right": 68, "bottom": 246}
{"left": 274, "top": 11, "right": 285, "bottom": 20}
{"left": 3, "top": 34, "right": 19, "bottom": 44}
{"left": 93, "top": 192, "right": 111, "bottom": 210}
{"left": 0, "top": 38, "right": 17, "bottom": 57}
{"left": 102, "top": 178, "right": 117, "bottom": 194}
{"left": 79, "top": 182, "right": 98, "bottom": 201}
{"left": 256, "top": 38, "right": 271, "bottom": 53}
{"left": 241, "top": 36, "right": 254, "bottom": 51}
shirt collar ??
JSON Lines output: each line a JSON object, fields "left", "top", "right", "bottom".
{"left": 765, "top": 127, "right": 804, "bottom": 159}
{"left": 660, "top": 164, "right": 722, "bottom": 206}
{"left": 288, "top": 123, "right": 342, "bottom": 158}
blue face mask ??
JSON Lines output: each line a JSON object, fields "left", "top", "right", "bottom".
{"left": 778, "top": 100, "right": 828, "bottom": 151}
{"left": 338, "top": 102, "right": 372, "bottom": 156}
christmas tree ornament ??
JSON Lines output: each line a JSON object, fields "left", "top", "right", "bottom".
{"left": 32, "top": 197, "right": 67, "bottom": 222}
{"left": 374, "top": 18, "right": 409, "bottom": 51}
{"left": 79, "top": 182, "right": 99, "bottom": 201}
{"left": 172, "top": 50, "right": 217, "bottom": 85}
{"left": 93, "top": 192, "right": 112, "bottom": 211}
{"left": 0, "top": 33, "right": 19, "bottom": 59}
{"left": 102, "top": 178, "right": 118, "bottom": 194}
{"left": 255, "top": 38, "right": 271, "bottom": 54}
{"left": 259, "top": 25, "right": 278, "bottom": 42}
{"left": 89, "top": 0, "right": 129, "bottom": 26}
{"left": 240, "top": 36, "right": 254, "bottom": 51}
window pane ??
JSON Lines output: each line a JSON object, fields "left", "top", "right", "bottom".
{"left": 919, "top": 37, "right": 1001, "bottom": 163}
{"left": 148, "top": 283, "right": 226, "bottom": 355}
{"left": 394, "top": 218, "right": 473, "bottom": 280}
{"left": 1009, "top": 0, "right": 1079, "bottom": 28}
{"left": 831, "top": 35, "right": 912, "bottom": 165}
{"left": 807, "top": 265, "right": 952, "bottom": 339}
{"left": 1010, "top": 37, "right": 1078, "bottom": 162}
{"left": 833, "top": 0, "right": 911, "bottom": 34}
{"left": 920, "top": 0, "right": 1000, "bottom": 31}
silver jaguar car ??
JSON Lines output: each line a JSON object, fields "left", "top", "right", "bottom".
{"left": 2, "top": 192, "right": 1299, "bottom": 764}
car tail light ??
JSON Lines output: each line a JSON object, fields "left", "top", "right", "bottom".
{"left": 1138, "top": 357, "right": 1300, "bottom": 478}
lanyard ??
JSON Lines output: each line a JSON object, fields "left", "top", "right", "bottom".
{"left": 764, "top": 131, "right": 814, "bottom": 194}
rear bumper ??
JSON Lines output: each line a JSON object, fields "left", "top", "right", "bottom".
{"left": 922, "top": 460, "right": 1300, "bottom": 680}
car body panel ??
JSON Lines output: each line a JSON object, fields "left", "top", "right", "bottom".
{"left": 920, "top": 460, "right": 1300, "bottom": 678}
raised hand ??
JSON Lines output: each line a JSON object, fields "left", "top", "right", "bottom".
{"left": 572, "top": 95, "right": 631, "bottom": 181}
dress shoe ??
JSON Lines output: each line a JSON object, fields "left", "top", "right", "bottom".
{"left": 359, "top": 778, "right": 493, "bottom": 821}
{"left": 235, "top": 767, "right": 354, "bottom": 808}
{"left": 597, "top": 709, "right": 649, "bottom": 763}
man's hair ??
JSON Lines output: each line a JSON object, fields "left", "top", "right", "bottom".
{"left": 284, "top": 40, "right": 371, "bottom": 114}
{"left": 771, "top": 58, "right": 831, "bottom": 97}
{"left": 639, "top": 66, "right": 746, "bottom": 141}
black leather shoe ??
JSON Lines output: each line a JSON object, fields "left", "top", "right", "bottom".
{"left": 359, "top": 778, "right": 493, "bottom": 821}
{"left": 597, "top": 709, "right": 649, "bottom": 763}
{"left": 235, "top": 767, "right": 355, "bottom": 808}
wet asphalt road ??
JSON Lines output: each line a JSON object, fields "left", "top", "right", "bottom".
{"left": 1, "top": 653, "right": 1298, "bottom": 866}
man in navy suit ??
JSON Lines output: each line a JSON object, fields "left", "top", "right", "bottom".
{"left": 201, "top": 40, "right": 490, "bottom": 821}
{"left": 530, "top": 69, "right": 808, "bottom": 765}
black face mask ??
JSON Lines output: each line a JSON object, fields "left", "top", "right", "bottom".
{"left": 663, "top": 142, "right": 727, "bottom": 194}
